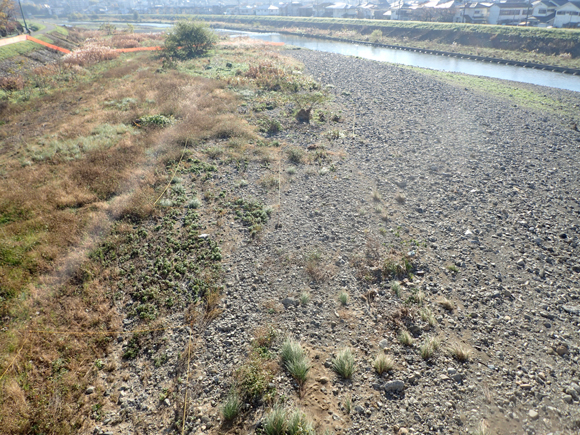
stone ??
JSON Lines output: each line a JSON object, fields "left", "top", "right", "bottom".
{"left": 384, "top": 380, "right": 405, "bottom": 392}
{"left": 378, "top": 339, "right": 389, "bottom": 349}
{"left": 563, "top": 394, "right": 573, "bottom": 404}
{"left": 563, "top": 305, "right": 580, "bottom": 316}
{"left": 528, "top": 409, "right": 539, "bottom": 420}
{"left": 281, "top": 298, "right": 299, "bottom": 308}
{"left": 317, "top": 376, "right": 329, "bottom": 384}
{"left": 86, "top": 386, "right": 95, "bottom": 395}
{"left": 554, "top": 344, "right": 569, "bottom": 356}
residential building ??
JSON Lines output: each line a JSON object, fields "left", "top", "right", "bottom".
{"left": 553, "top": 0, "right": 580, "bottom": 26}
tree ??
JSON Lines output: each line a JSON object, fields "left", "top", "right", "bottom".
{"left": 164, "top": 21, "right": 218, "bottom": 59}
{"left": 0, "top": 0, "right": 16, "bottom": 36}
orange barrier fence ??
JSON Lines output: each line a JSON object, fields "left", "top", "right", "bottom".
{"left": 26, "top": 35, "right": 71, "bottom": 54}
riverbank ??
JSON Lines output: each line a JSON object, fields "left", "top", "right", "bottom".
{"left": 1, "top": 33, "right": 579, "bottom": 435}
{"left": 90, "top": 46, "right": 580, "bottom": 435}
{"left": 87, "top": 14, "right": 580, "bottom": 70}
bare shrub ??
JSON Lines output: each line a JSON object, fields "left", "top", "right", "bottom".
{"left": 0, "top": 76, "right": 25, "bottom": 91}
{"left": 63, "top": 43, "right": 119, "bottom": 67}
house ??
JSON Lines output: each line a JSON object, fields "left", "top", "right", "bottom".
{"left": 388, "top": 1, "right": 421, "bottom": 20}
{"left": 256, "top": 4, "right": 281, "bottom": 15}
{"left": 553, "top": 0, "right": 580, "bottom": 26}
{"left": 455, "top": 2, "right": 494, "bottom": 23}
{"left": 488, "top": 2, "right": 533, "bottom": 25}
{"left": 325, "top": 2, "right": 359, "bottom": 18}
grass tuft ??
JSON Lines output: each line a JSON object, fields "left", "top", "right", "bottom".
{"left": 437, "top": 297, "right": 455, "bottom": 311}
{"left": 338, "top": 290, "right": 349, "bottom": 306}
{"left": 449, "top": 342, "right": 472, "bottom": 362}
{"left": 373, "top": 353, "right": 395, "bottom": 375}
{"left": 397, "top": 330, "right": 414, "bottom": 346}
{"left": 281, "top": 338, "right": 310, "bottom": 386}
{"left": 221, "top": 390, "right": 241, "bottom": 421}
{"left": 332, "top": 348, "right": 355, "bottom": 379}
{"left": 419, "top": 336, "right": 440, "bottom": 360}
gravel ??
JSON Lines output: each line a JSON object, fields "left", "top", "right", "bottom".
{"left": 92, "top": 49, "right": 580, "bottom": 435}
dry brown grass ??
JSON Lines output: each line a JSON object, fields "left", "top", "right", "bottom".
{"left": 0, "top": 43, "right": 265, "bottom": 433}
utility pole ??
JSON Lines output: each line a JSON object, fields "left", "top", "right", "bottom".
{"left": 17, "top": 0, "right": 30, "bottom": 34}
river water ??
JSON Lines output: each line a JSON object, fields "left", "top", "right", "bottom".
{"left": 64, "top": 22, "right": 580, "bottom": 92}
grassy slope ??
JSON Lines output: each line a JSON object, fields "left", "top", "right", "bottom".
{"left": 0, "top": 32, "right": 321, "bottom": 433}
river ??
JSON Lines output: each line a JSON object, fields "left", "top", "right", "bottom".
{"left": 64, "top": 22, "right": 580, "bottom": 92}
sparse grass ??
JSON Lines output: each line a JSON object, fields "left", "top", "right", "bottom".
{"left": 304, "top": 249, "right": 328, "bottom": 282}
{"left": 447, "top": 264, "right": 459, "bottom": 273}
{"left": 397, "top": 330, "right": 414, "bottom": 347}
{"left": 0, "top": 30, "right": 330, "bottom": 433}
{"left": 299, "top": 291, "right": 311, "bottom": 306}
{"left": 391, "top": 281, "right": 401, "bottom": 297}
{"left": 372, "top": 187, "right": 382, "bottom": 202}
{"left": 222, "top": 390, "right": 241, "bottom": 421}
{"left": 286, "top": 147, "right": 305, "bottom": 164}
{"left": 420, "top": 307, "right": 437, "bottom": 327}
{"left": 343, "top": 396, "right": 352, "bottom": 415}
{"left": 332, "top": 348, "right": 355, "bottom": 379}
{"left": 373, "top": 353, "right": 395, "bottom": 375}
{"left": 338, "top": 290, "right": 349, "bottom": 306}
{"left": 449, "top": 342, "right": 472, "bottom": 362}
{"left": 437, "top": 297, "right": 455, "bottom": 311}
{"left": 419, "top": 336, "right": 440, "bottom": 360}
{"left": 286, "top": 166, "right": 297, "bottom": 175}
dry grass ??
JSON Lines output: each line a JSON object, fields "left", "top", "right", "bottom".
{"left": 449, "top": 342, "right": 473, "bottom": 362}
{"left": 437, "top": 297, "right": 455, "bottom": 311}
{"left": 0, "top": 34, "right": 321, "bottom": 433}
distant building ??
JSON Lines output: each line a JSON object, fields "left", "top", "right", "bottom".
{"left": 553, "top": 0, "right": 580, "bottom": 26}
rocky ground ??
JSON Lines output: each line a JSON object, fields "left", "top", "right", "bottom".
{"left": 88, "top": 49, "right": 580, "bottom": 435}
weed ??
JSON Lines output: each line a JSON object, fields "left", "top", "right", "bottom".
{"left": 472, "top": 420, "right": 489, "bottom": 435}
{"left": 304, "top": 249, "right": 328, "bottom": 282}
{"left": 299, "top": 291, "right": 311, "bottom": 306}
{"left": 280, "top": 338, "right": 310, "bottom": 386}
{"left": 397, "top": 330, "right": 414, "bottom": 347}
{"left": 222, "top": 390, "right": 241, "bottom": 422}
{"left": 325, "top": 129, "right": 344, "bottom": 140}
{"left": 369, "top": 29, "right": 383, "bottom": 43}
{"left": 332, "top": 348, "right": 355, "bottom": 379}
{"left": 449, "top": 342, "right": 472, "bottom": 362}
{"left": 437, "top": 297, "right": 455, "bottom": 311}
{"left": 419, "top": 336, "right": 440, "bottom": 360}
{"left": 373, "top": 353, "right": 395, "bottom": 375}
{"left": 286, "top": 166, "right": 297, "bottom": 175}
{"left": 135, "top": 114, "right": 174, "bottom": 128}
{"left": 236, "top": 354, "right": 274, "bottom": 400}
{"left": 372, "top": 188, "right": 382, "bottom": 202}
{"left": 260, "top": 174, "right": 280, "bottom": 190}
{"left": 343, "top": 396, "right": 352, "bottom": 414}
{"left": 338, "top": 290, "right": 349, "bottom": 306}
{"left": 383, "top": 255, "right": 413, "bottom": 279}
{"left": 391, "top": 282, "right": 401, "bottom": 297}
{"left": 187, "top": 197, "right": 201, "bottom": 209}
{"left": 286, "top": 147, "right": 305, "bottom": 164}
{"left": 447, "top": 264, "right": 459, "bottom": 273}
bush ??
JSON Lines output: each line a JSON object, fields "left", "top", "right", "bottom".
{"left": 164, "top": 21, "right": 217, "bottom": 59}
{"left": 0, "top": 76, "right": 25, "bottom": 91}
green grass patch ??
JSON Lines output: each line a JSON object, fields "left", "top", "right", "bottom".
{"left": 54, "top": 26, "right": 69, "bottom": 36}
{"left": 410, "top": 67, "right": 580, "bottom": 122}
{"left": 0, "top": 41, "right": 40, "bottom": 62}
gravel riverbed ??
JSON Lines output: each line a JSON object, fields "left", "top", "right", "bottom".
{"left": 91, "top": 49, "right": 580, "bottom": 435}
